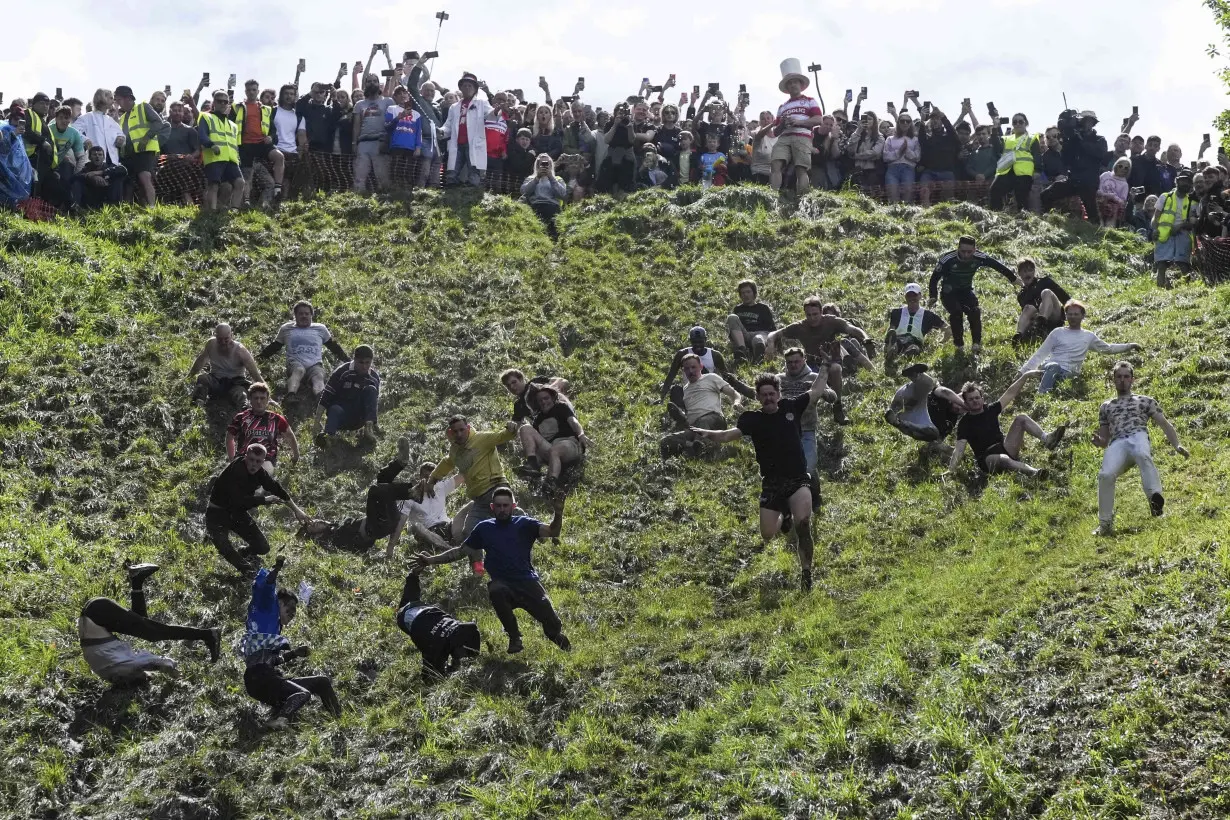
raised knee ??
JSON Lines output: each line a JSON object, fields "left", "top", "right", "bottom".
{"left": 1013, "top": 413, "right": 1030, "bottom": 425}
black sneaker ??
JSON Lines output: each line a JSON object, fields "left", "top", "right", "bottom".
{"left": 266, "top": 691, "right": 311, "bottom": 729}
{"left": 547, "top": 632, "right": 572, "bottom": 652}
{"left": 801, "top": 568, "right": 813, "bottom": 592}
{"left": 751, "top": 338, "right": 766, "bottom": 365}
{"left": 1044, "top": 424, "right": 1069, "bottom": 450}
{"left": 507, "top": 636, "right": 524, "bottom": 654}
{"left": 834, "top": 404, "right": 850, "bottom": 425}
{"left": 1150, "top": 492, "right": 1165, "bottom": 517}
{"left": 204, "top": 628, "right": 222, "bottom": 663}
{"left": 125, "top": 562, "right": 160, "bottom": 587}
{"left": 732, "top": 346, "right": 749, "bottom": 365}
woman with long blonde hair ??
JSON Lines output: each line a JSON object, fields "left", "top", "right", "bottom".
{"left": 520, "top": 153, "right": 567, "bottom": 240}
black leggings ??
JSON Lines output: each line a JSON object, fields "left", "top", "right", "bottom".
{"left": 531, "top": 201, "right": 561, "bottom": 240}
{"left": 989, "top": 170, "right": 1032, "bottom": 210}
{"left": 244, "top": 663, "right": 335, "bottom": 709}
{"left": 487, "top": 578, "right": 562, "bottom": 640}
{"left": 1041, "top": 178, "right": 1098, "bottom": 222}
{"left": 206, "top": 507, "right": 270, "bottom": 572}
{"left": 364, "top": 458, "right": 417, "bottom": 541}
{"left": 941, "top": 288, "right": 982, "bottom": 347}
{"left": 81, "top": 597, "right": 212, "bottom": 644}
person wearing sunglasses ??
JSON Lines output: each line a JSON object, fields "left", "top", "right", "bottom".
{"left": 990, "top": 113, "right": 1042, "bottom": 212}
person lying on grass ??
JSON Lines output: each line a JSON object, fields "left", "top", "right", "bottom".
{"left": 949, "top": 372, "right": 1067, "bottom": 478}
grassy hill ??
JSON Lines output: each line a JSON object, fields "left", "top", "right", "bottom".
{"left": 2, "top": 187, "right": 1230, "bottom": 819}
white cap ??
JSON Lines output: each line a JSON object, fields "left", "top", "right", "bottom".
{"left": 904, "top": 283, "right": 923, "bottom": 295}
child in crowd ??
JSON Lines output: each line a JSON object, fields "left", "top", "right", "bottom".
{"left": 673, "top": 130, "right": 697, "bottom": 187}
{"left": 506, "top": 128, "right": 536, "bottom": 181}
{"left": 698, "top": 132, "right": 728, "bottom": 188}
{"left": 637, "top": 149, "right": 669, "bottom": 189}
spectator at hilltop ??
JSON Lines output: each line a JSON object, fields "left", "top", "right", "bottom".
{"left": 918, "top": 107, "right": 960, "bottom": 205}
{"left": 769, "top": 58, "right": 824, "bottom": 196}
{"left": 1041, "top": 109, "right": 1107, "bottom": 221}
{"left": 352, "top": 78, "right": 393, "bottom": 194}
{"left": 846, "top": 112, "right": 884, "bottom": 188}
{"left": 71, "top": 144, "right": 127, "bottom": 210}
{"left": 882, "top": 114, "right": 921, "bottom": 204}
{"left": 441, "top": 72, "right": 498, "bottom": 188}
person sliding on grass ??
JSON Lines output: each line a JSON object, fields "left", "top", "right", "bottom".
{"left": 299, "top": 438, "right": 435, "bottom": 557}
{"left": 725, "top": 279, "right": 777, "bottom": 365}
{"left": 257, "top": 300, "right": 349, "bottom": 400}
{"left": 659, "top": 353, "right": 745, "bottom": 457}
{"left": 1091, "top": 361, "right": 1189, "bottom": 536}
{"left": 395, "top": 569, "right": 482, "bottom": 679}
{"left": 884, "top": 363, "right": 966, "bottom": 457}
{"left": 950, "top": 372, "right": 1067, "bottom": 478}
{"left": 660, "top": 326, "right": 733, "bottom": 419}
{"left": 225, "top": 383, "right": 298, "bottom": 472}
{"left": 520, "top": 386, "right": 595, "bottom": 496}
{"left": 884, "top": 283, "right": 949, "bottom": 359}
{"left": 187, "top": 322, "right": 264, "bottom": 408}
{"left": 927, "top": 235, "right": 1018, "bottom": 354}
{"left": 242, "top": 556, "right": 341, "bottom": 729}
{"left": 414, "top": 488, "right": 570, "bottom": 655}
{"left": 78, "top": 562, "right": 221, "bottom": 685}
{"left": 206, "top": 443, "right": 310, "bottom": 575}
{"left": 1019, "top": 300, "right": 1141, "bottom": 394}
{"left": 691, "top": 371, "right": 838, "bottom": 592}
{"left": 313, "top": 345, "right": 380, "bottom": 444}
{"left": 427, "top": 416, "right": 518, "bottom": 542}
{"left": 1012, "top": 258, "right": 1070, "bottom": 344}
{"left": 500, "top": 369, "right": 572, "bottom": 475}
{"left": 766, "top": 296, "right": 869, "bottom": 424}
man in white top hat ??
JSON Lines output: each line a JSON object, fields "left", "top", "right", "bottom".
{"left": 758, "top": 58, "right": 824, "bottom": 196}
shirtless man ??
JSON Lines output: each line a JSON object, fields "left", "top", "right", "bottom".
{"left": 187, "top": 322, "right": 264, "bottom": 408}
{"left": 766, "top": 296, "right": 871, "bottom": 424}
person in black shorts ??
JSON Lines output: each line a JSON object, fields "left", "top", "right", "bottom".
{"left": 950, "top": 370, "right": 1067, "bottom": 477}
{"left": 691, "top": 372, "right": 837, "bottom": 591}
{"left": 884, "top": 363, "right": 966, "bottom": 456}
{"left": 395, "top": 569, "right": 482, "bottom": 679}
{"left": 725, "top": 279, "right": 777, "bottom": 365}
{"left": 1013, "top": 258, "right": 1071, "bottom": 344}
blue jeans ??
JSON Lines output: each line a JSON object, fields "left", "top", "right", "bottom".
{"left": 1038, "top": 362, "right": 1072, "bottom": 394}
{"left": 325, "top": 387, "right": 379, "bottom": 433}
{"left": 885, "top": 164, "right": 916, "bottom": 187}
{"left": 800, "top": 430, "right": 818, "bottom": 477}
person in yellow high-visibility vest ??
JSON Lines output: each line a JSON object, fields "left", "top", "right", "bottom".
{"left": 989, "top": 113, "right": 1041, "bottom": 212}
{"left": 1150, "top": 169, "right": 1196, "bottom": 288}
{"left": 22, "top": 93, "right": 57, "bottom": 196}
{"left": 114, "top": 85, "right": 166, "bottom": 206}
{"left": 197, "top": 90, "right": 245, "bottom": 212}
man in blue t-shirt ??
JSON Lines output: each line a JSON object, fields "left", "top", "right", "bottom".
{"left": 414, "top": 488, "right": 569, "bottom": 654}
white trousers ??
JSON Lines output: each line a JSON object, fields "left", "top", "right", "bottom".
{"left": 1098, "top": 431, "right": 1162, "bottom": 525}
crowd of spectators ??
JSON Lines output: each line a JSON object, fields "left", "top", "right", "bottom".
{"left": 2, "top": 47, "right": 1228, "bottom": 267}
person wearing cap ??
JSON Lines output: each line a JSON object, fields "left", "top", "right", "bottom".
{"left": 1151, "top": 169, "right": 1196, "bottom": 287}
{"left": 114, "top": 85, "right": 166, "bottom": 206}
{"left": 415, "top": 487, "right": 570, "bottom": 655}
{"left": 884, "top": 363, "right": 966, "bottom": 456}
{"left": 660, "top": 326, "right": 734, "bottom": 417}
{"left": 21, "top": 93, "right": 58, "bottom": 194}
{"left": 764, "top": 58, "right": 825, "bottom": 196}
{"left": 926, "top": 235, "right": 1017, "bottom": 353}
{"left": 884, "top": 283, "right": 949, "bottom": 359}
{"left": 197, "top": 90, "right": 244, "bottom": 212}
{"left": 441, "top": 71, "right": 498, "bottom": 187}
{"left": 1040, "top": 109, "right": 1107, "bottom": 222}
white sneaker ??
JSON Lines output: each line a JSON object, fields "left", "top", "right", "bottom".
{"left": 1092, "top": 523, "right": 1114, "bottom": 537}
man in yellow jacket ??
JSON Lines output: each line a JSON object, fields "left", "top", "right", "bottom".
{"left": 1150, "top": 169, "right": 1195, "bottom": 288}
{"left": 426, "top": 415, "right": 518, "bottom": 541}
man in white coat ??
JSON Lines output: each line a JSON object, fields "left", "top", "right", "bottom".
{"left": 440, "top": 72, "right": 497, "bottom": 187}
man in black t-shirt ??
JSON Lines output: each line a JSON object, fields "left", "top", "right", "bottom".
{"left": 725, "top": 279, "right": 777, "bottom": 365}
{"left": 950, "top": 370, "right": 1066, "bottom": 477}
{"left": 692, "top": 372, "right": 837, "bottom": 591}
{"left": 1013, "top": 259, "right": 1071, "bottom": 343}
{"left": 206, "top": 444, "right": 311, "bottom": 575}
{"left": 500, "top": 369, "right": 572, "bottom": 475}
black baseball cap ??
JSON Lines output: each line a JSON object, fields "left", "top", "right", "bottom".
{"left": 114, "top": 85, "right": 135, "bottom": 99}
{"left": 31, "top": 92, "right": 50, "bottom": 104}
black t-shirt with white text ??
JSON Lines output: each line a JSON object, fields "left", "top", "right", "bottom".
{"left": 731, "top": 302, "right": 776, "bottom": 333}
{"left": 736, "top": 394, "right": 811, "bottom": 479}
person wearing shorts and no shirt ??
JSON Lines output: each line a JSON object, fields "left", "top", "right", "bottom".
{"left": 187, "top": 322, "right": 264, "bottom": 408}
{"left": 951, "top": 370, "right": 1066, "bottom": 478}
{"left": 765, "top": 58, "right": 824, "bottom": 196}
{"left": 258, "top": 300, "right": 349, "bottom": 399}
{"left": 884, "top": 363, "right": 966, "bottom": 456}
{"left": 692, "top": 371, "right": 837, "bottom": 591}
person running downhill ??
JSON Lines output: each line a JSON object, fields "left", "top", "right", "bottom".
{"left": 927, "top": 235, "right": 1018, "bottom": 353}
{"left": 225, "top": 383, "right": 298, "bottom": 471}
{"left": 414, "top": 488, "right": 570, "bottom": 655}
{"left": 690, "top": 371, "right": 838, "bottom": 592}
{"left": 950, "top": 371, "right": 1067, "bottom": 477}
{"left": 427, "top": 416, "right": 518, "bottom": 542}
{"left": 78, "top": 562, "right": 221, "bottom": 684}
{"left": 1091, "top": 361, "right": 1189, "bottom": 536}
{"left": 241, "top": 556, "right": 341, "bottom": 729}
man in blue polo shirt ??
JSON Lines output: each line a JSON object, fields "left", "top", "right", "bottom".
{"left": 414, "top": 488, "right": 569, "bottom": 654}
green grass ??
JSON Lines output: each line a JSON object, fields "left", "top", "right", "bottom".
{"left": 2, "top": 185, "right": 1229, "bottom": 818}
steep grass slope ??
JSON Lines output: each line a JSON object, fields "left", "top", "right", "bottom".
{"left": 2, "top": 187, "right": 1230, "bottom": 820}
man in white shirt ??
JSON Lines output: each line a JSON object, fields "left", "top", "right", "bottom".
{"left": 1020, "top": 300, "right": 1141, "bottom": 393}
{"left": 660, "top": 354, "right": 743, "bottom": 457}
{"left": 271, "top": 86, "right": 306, "bottom": 197}
{"left": 440, "top": 72, "right": 498, "bottom": 187}
{"left": 257, "top": 300, "right": 349, "bottom": 400}
{"left": 1091, "top": 362, "right": 1189, "bottom": 535}
{"left": 388, "top": 463, "right": 464, "bottom": 559}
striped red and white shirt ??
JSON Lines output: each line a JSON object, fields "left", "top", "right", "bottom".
{"left": 774, "top": 96, "right": 822, "bottom": 138}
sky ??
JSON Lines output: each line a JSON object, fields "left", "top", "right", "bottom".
{"left": 3, "top": 0, "right": 1225, "bottom": 161}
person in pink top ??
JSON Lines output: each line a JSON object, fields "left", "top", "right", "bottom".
{"left": 1097, "top": 156, "right": 1131, "bottom": 228}
{"left": 762, "top": 58, "right": 824, "bottom": 196}
{"left": 882, "top": 113, "right": 922, "bottom": 204}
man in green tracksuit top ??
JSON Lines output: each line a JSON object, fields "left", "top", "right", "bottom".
{"left": 927, "top": 234, "right": 1017, "bottom": 353}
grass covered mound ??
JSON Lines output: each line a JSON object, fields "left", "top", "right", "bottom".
{"left": 3, "top": 187, "right": 1230, "bottom": 819}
